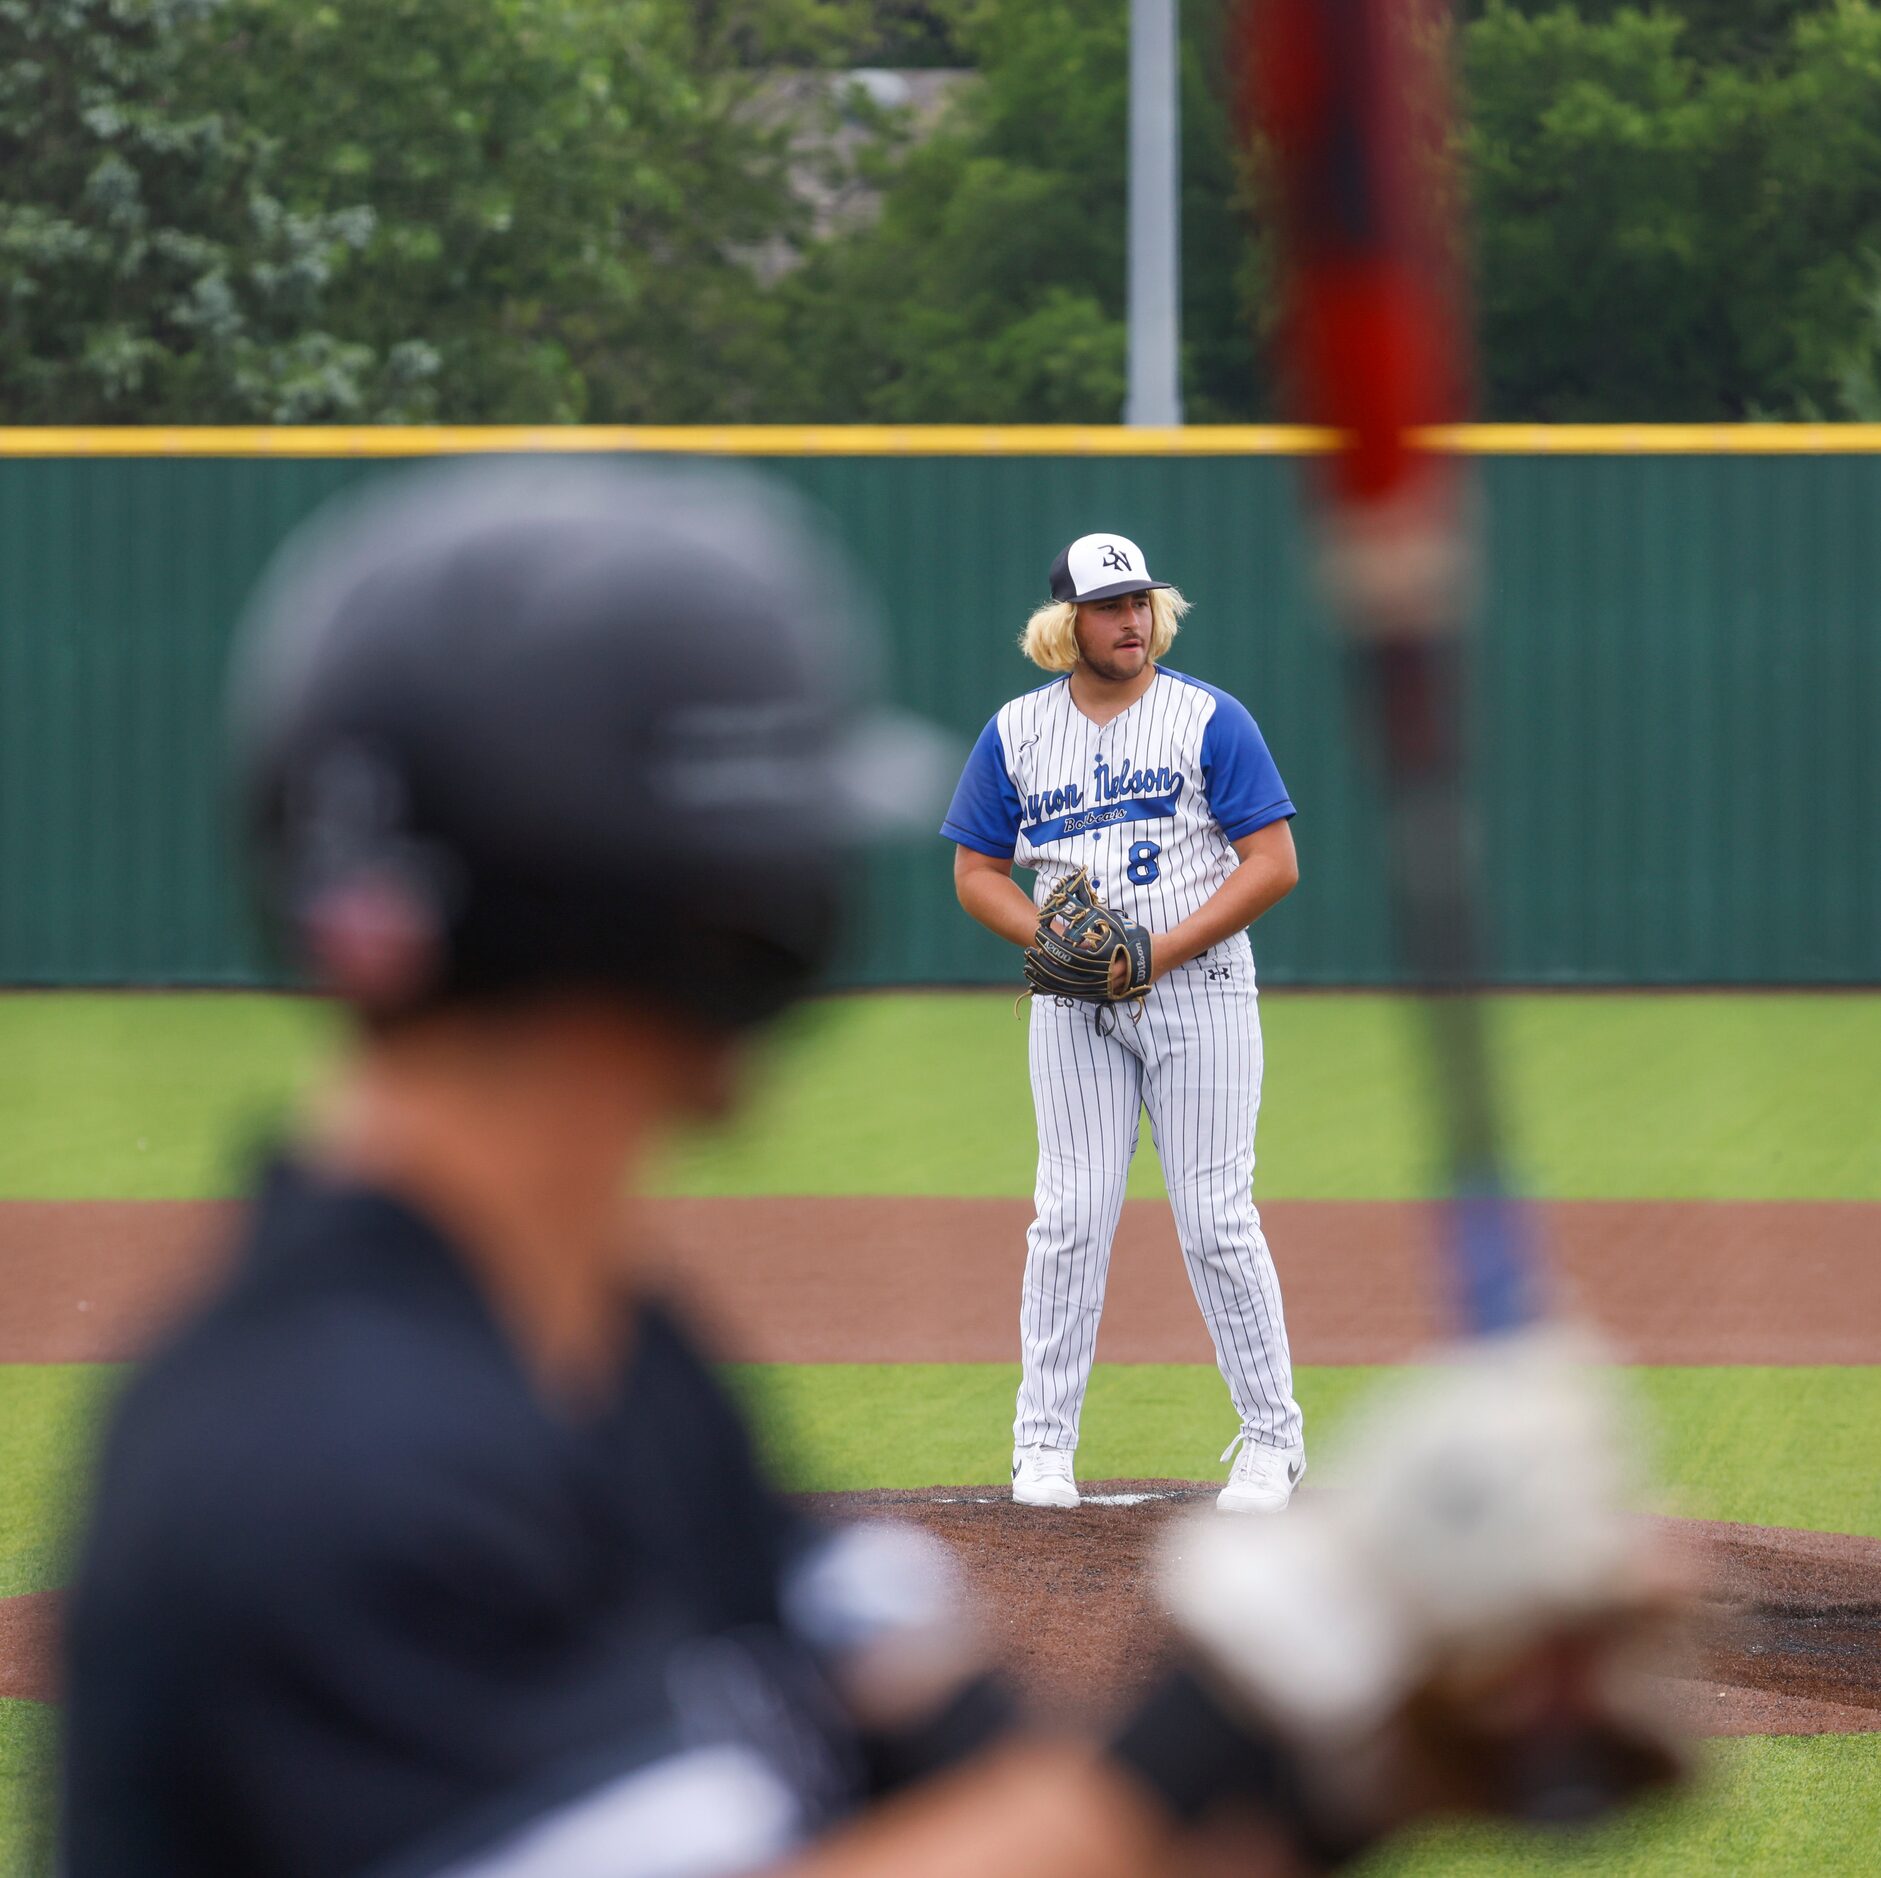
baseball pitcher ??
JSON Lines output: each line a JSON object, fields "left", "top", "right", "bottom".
{"left": 943, "top": 534, "right": 1305, "bottom": 1513}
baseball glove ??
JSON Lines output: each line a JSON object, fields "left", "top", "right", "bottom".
{"left": 1023, "top": 869, "right": 1154, "bottom": 1028}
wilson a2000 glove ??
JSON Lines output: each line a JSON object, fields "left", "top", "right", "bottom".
{"left": 1023, "top": 869, "right": 1153, "bottom": 1029}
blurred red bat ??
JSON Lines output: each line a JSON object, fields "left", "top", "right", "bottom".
{"left": 1235, "top": 0, "right": 1537, "bottom": 1334}
{"left": 1240, "top": 0, "right": 1468, "bottom": 548}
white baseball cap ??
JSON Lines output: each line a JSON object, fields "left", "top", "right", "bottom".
{"left": 1049, "top": 532, "right": 1171, "bottom": 605}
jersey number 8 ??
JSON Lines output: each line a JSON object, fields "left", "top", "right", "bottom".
{"left": 1127, "top": 840, "right": 1162, "bottom": 885}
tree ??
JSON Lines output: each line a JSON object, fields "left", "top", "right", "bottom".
{"left": 847, "top": 0, "right": 972, "bottom": 64}
{"left": 1739, "top": 1, "right": 1881, "bottom": 414}
{"left": 12, "top": 0, "right": 1881, "bottom": 425}
{"left": 0, "top": 0, "right": 433, "bottom": 421}
{"left": 1465, "top": 2, "right": 1881, "bottom": 419}
{"left": 0, "top": 0, "right": 871, "bottom": 422}
{"left": 181, "top": 0, "right": 866, "bottom": 422}
{"left": 773, "top": 0, "right": 1260, "bottom": 422}
{"left": 783, "top": 0, "right": 1881, "bottom": 422}
{"left": 1465, "top": 6, "right": 1741, "bottom": 417}
{"left": 1463, "top": 0, "right": 1815, "bottom": 69}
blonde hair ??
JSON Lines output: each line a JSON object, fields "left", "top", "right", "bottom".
{"left": 1018, "top": 587, "right": 1189, "bottom": 672}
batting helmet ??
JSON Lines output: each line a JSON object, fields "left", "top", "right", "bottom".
{"left": 232, "top": 458, "right": 899, "bottom": 1030}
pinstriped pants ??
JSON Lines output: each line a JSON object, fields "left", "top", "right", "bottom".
{"left": 1014, "top": 958, "right": 1303, "bottom": 1457}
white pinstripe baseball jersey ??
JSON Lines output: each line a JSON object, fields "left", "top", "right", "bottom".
{"left": 940, "top": 668, "right": 1295, "bottom": 968}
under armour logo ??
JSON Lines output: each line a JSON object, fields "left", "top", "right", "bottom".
{"left": 1099, "top": 543, "right": 1132, "bottom": 572}
{"left": 1205, "top": 964, "right": 1232, "bottom": 982}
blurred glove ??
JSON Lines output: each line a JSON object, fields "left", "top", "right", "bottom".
{"left": 1157, "top": 1328, "right": 1694, "bottom": 1830}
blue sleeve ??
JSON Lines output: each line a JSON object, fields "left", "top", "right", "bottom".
{"left": 1200, "top": 694, "right": 1295, "bottom": 839}
{"left": 940, "top": 717, "right": 1022, "bottom": 858}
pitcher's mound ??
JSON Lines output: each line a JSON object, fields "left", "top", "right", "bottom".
{"left": 802, "top": 1484, "right": 1881, "bottom": 1736}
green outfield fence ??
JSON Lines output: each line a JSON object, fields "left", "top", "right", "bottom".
{"left": 0, "top": 427, "right": 1876, "bottom": 987}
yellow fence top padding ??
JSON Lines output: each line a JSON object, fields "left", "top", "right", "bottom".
{"left": 2, "top": 423, "right": 1881, "bottom": 457}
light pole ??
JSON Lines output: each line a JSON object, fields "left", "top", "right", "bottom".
{"left": 1126, "top": 0, "right": 1182, "bottom": 426}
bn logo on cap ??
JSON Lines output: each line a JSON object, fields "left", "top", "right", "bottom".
{"left": 1048, "top": 531, "right": 1172, "bottom": 605}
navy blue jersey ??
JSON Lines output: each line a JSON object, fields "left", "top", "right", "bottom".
{"left": 61, "top": 1163, "right": 869, "bottom": 1877}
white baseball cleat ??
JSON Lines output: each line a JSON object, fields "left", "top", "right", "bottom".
{"left": 1012, "top": 1445, "right": 1080, "bottom": 1508}
{"left": 1217, "top": 1433, "right": 1306, "bottom": 1514}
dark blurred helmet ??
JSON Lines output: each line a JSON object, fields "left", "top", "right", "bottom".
{"left": 231, "top": 458, "right": 894, "bottom": 1030}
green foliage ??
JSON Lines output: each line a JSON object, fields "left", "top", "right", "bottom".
{"left": 1755, "top": 2, "right": 1881, "bottom": 415}
{"left": 182, "top": 0, "right": 860, "bottom": 421}
{"left": 0, "top": 0, "right": 433, "bottom": 420}
{"left": 1465, "top": 0, "right": 1814, "bottom": 69}
{"left": 172, "top": 0, "right": 857, "bottom": 422}
{"left": 0, "top": 0, "right": 862, "bottom": 422}
{"left": 1467, "top": 1, "right": 1881, "bottom": 419}
{"left": 6, "top": 0, "right": 1881, "bottom": 421}
{"left": 772, "top": 0, "right": 1258, "bottom": 421}
{"left": 787, "top": 0, "right": 1881, "bottom": 422}
{"left": 845, "top": 0, "right": 971, "bottom": 66}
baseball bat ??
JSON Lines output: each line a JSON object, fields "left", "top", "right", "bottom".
{"left": 1234, "top": 0, "right": 1541, "bottom": 1336}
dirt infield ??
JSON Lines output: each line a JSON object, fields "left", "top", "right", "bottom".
{"left": 0, "top": 1592, "right": 58, "bottom": 1705}
{"left": 9, "top": 1499, "right": 1876, "bottom": 1733}
{"left": 2, "top": 1195, "right": 1877, "bottom": 1365}
{"left": 795, "top": 1487, "right": 1881, "bottom": 1737}
{"left": 4, "top": 1192, "right": 1876, "bottom": 1732}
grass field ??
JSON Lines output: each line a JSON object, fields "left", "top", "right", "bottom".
{"left": 4, "top": 1362, "right": 1877, "bottom": 1610}
{"left": 1, "top": 988, "right": 1876, "bottom": 1872}
{"left": 2, "top": 990, "right": 1877, "bottom": 1200}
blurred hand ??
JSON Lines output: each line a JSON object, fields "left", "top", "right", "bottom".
{"left": 1157, "top": 1329, "right": 1696, "bottom": 1840}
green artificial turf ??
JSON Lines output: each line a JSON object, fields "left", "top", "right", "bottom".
{"left": 0, "top": 1368, "right": 119, "bottom": 1600}
{"left": 0, "top": 1708, "right": 1870, "bottom": 1878}
{"left": 6, "top": 1365, "right": 1875, "bottom": 1607}
{"left": 679, "top": 991, "right": 1881, "bottom": 1200}
{"left": 1645, "top": 1367, "right": 1881, "bottom": 1539}
{"left": 1, "top": 990, "right": 1877, "bottom": 1201}
{"left": 0, "top": 1700, "right": 55, "bottom": 1878}
{"left": 0, "top": 994, "right": 331, "bottom": 1201}
{"left": 733, "top": 1364, "right": 1881, "bottom": 1539}
{"left": 1369, "top": 1735, "right": 1881, "bottom": 1876}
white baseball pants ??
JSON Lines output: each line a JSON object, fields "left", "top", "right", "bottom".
{"left": 1014, "top": 960, "right": 1303, "bottom": 1457}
